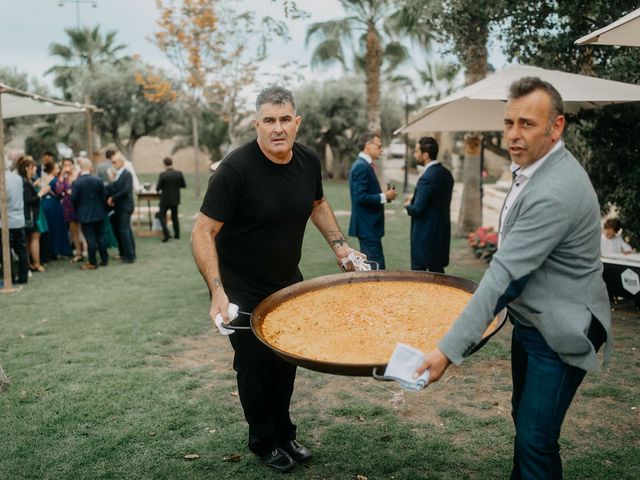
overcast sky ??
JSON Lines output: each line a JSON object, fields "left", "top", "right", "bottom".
{"left": 1, "top": 0, "right": 507, "bottom": 102}
{"left": 0, "top": 0, "right": 345, "bottom": 92}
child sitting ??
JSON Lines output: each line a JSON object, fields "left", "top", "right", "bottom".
{"left": 601, "top": 218, "right": 633, "bottom": 256}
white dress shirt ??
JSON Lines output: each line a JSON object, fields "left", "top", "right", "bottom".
{"left": 359, "top": 152, "right": 386, "bottom": 204}
{"left": 499, "top": 141, "right": 563, "bottom": 246}
{"left": 114, "top": 165, "right": 126, "bottom": 181}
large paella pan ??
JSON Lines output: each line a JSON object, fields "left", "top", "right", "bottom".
{"left": 224, "top": 270, "right": 504, "bottom": 376}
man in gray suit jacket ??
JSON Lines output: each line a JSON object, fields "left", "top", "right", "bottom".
{"left": 416, "top": 77, "right": 611, "bottom": 479}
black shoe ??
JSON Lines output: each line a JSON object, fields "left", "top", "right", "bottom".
{"left": 99, "top": 260, "right": 108, "bottom": 266}
{"left": 260, "top": 448, "right": 296, "bottom": 473}
{"left": 174, "top": 235, "right": 180, "bottom": 239}
{"left": 161, "top": 237, "right": 170, "bottom": 243}
{"left": 280, "top": 440, "right": 311, "bottom": 463}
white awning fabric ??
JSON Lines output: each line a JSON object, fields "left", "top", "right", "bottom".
{"left": 397, "top": 65, "right": 640, "bottom": 134}
{"left": 575, "top": 8, "right": 640, "bottom": 47}
{"left": 1, "top": 83, "right": 96, "bottom": 119}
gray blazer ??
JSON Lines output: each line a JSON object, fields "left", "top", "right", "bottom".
{"left": 439, "top": 145, "right": 611, "bottom": 372}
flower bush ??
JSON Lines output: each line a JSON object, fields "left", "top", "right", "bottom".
{"left": 467, "top": 226, "right": 498, "bottom": 262}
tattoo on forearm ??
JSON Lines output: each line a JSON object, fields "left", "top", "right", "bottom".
{"left": 330, "top": 236, "right": 346, "bottom": 248}
{"left": 213, "top": 277, "right": 222, "bottom": 289}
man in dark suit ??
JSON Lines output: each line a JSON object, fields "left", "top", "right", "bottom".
{"left": 106, "top": 151, "right": 136, "bottom": 264}
{"left": 348, "top": 131, "right": 397, "bottom": 269}
{"left": 156, "top": 157, "right": 186, "bottom": 242}
{"left": 71, "top": 157, "right": 108, "bottom": 270}
{"left": 403, "top": 137, "right": 454, "bottom": 273}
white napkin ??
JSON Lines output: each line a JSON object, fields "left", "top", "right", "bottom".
{"left": 384, "top": 343, "right": 430, "bottom": 391}
{"left": 341, "top": 251, "right": 372, "bottom": 271}
{"left": 214, "top": 303, "right": 239, "bottom": 336}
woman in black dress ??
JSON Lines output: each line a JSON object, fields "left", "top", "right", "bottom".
{"left": 16, "top": 155, "right": 50, "bottom": 272}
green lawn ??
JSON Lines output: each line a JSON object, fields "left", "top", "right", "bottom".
{"left": 1, "top": 175, "right": 638, "bottom": 479}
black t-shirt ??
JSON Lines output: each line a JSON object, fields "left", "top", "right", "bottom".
{"left": 200, "top": 139, "right": 324, "bottom": 300}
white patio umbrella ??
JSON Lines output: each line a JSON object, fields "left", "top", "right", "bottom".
{"left": 397, "top": 64, "right": 640, "bottom": 134}
{"left": 1, "top": 83, "right": 97, "bottom": 292}
{"left": 575, "top": 8, "right": 640, "bottom": 47}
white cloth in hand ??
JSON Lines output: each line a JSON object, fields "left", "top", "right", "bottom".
{"left": 384, "top": 343, "right": 430, "bottom": 391}
{"left": 342, "top": 251, "right": 371, "bottom": 271}
{"left": 214, "top": 303, "right": 239, "bottom": 336}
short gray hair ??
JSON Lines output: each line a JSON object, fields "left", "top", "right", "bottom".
{"left": 76, "top": 156, "right": 92, "bottom": 171}
{"left": 256, "top": 86, "right": 296, "bottom": 114}
{"left": 357, "top": 131, "right": 380, "bottom": 151}
{"left": 508, "top": 76, "right": 564, "bottom": 119}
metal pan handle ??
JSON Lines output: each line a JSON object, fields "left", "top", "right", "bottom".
{"left": 463, "top": 312, "right": 509, "bottom": 357}
{"left": 365, "top": 260, "right": 380, "bottom": 271}
{"left": 217, "top": 310, "right": 252, "bottom": 331}
{"left": 371, "top": 366, "right": 393, "bottom": 381}
{"left": 217, "top": 323, "right": 250, "bottom": 331}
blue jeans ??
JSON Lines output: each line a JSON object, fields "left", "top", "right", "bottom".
{"left": 510, "top": 319, "right": 606, "bottom": 480}
{"left": 358, "top": 237, "right": 385, "bottom": 270}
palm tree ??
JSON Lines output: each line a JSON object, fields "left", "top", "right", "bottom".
{"left": 47, "top": 26, "right": 127, "bottom": 98}
{"left": 400, "top": 0, "right": 502, "bottom": 236}
{"left": 417, "top": 61, "right": 461, "bottom": 103}
{"left": 306, "top": 0, "right": 410, "bottom": 133}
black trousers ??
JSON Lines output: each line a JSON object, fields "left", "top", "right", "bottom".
{"left": 110, "top": 211, "right": 136, "bottom": 261}
{"left": 358, "top": 237, "right": 385, "bottom": 269}
{"left": 411, "top": 262, "right": 445, "bottom": 273}
{"left": 81, "top": 221, "right": 108, "bottom": 266}
{"left": 109, "top": 212, "right": 123, "bottom": 257}
{"left": 227, "top": 292, "right": 297, "bottom": 456}
{"left": 0, "top": 227, "right": 29, "bottom": 284}
{"left": 159, "top": 205, "right": 179, "bottom": 239}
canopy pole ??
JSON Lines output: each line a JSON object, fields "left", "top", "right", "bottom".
{"left": 84, "top": 95, "right": 94, "bottom": 167}
{"left": 0, "top": 91, "right": 19, "bottom": 293}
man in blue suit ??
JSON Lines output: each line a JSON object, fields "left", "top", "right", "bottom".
{"left": 404, "top": 137, "right": 454, "bottom": 273}
{"left": 71, "top": 157, "right": 108, "bottom": 270}
{"left": 348, "top": 132, "right": 397, "bottom": 269}
{"left": 106, "top": 152, "right": 136, "bottom": 264}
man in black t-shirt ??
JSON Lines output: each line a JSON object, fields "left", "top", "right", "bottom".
{"left": 192, "top": 86, "right": 362, "bottom": 473}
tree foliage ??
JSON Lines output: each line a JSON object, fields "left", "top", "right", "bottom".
{"left": 171, "top": 107, "right": 229, "bottom": 163}
{"left": 74, "top": 60, "right": 176, "bottom": 161}
{"left": 152, "top": 0, "right": 295, "bottom": 195}
{"left": 0, "top": 66, "right": 51, "bottom": 145}
{"left": 400, "top": 0, "right": 503, "bottom": 84}
{"left": 47, "top": 25, "right": 127, "bottom": 99}
{"left": 295, "top": 78, "right": 367, "bottom": 179}
{"left": 499, "top": 1, "right": 640, "bottom": 244}
{"left": 294, "top": 76, "right": 403, "bottom": 179}
{"left": 24, "top": 120, "right": 71, "bottom": 162}
{"left": 306, "top": 0, "right": 413, "bottom": 132}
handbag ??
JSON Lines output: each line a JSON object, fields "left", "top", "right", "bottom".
{"left": 24, "top": 211, "right": 35, "bottom": 230}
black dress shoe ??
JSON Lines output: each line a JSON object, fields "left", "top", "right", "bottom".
{"left": 280, "top": 440, "right": 311, "bottom": 463}
{"left": 260, "top": 447, "right": 296, "bottom": 473}
{"left": 161, "top": 237, "right": 170, "bottom": 243}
